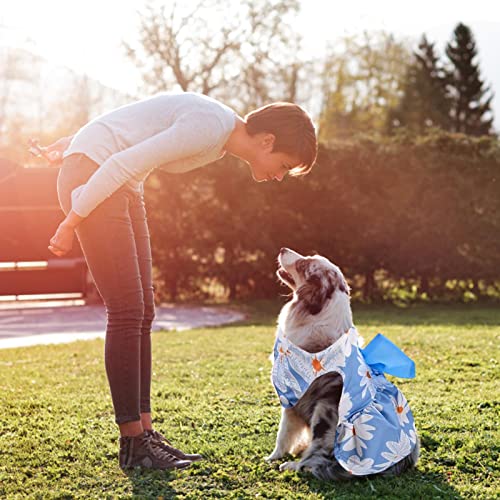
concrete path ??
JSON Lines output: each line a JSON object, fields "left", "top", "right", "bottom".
{"left": 0, "top": 300, "right": 246, "bottom": 349}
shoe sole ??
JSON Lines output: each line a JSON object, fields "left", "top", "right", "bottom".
{"left": 121, "top": 460, "right": 192, "bottom": 471}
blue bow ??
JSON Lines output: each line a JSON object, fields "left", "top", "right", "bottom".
{"left": 361, "top": 333, "right": 416, "bottom": 379}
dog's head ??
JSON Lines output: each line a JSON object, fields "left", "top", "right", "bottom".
{"left": 277, "top": 248, "right": 350, "bottom": 315}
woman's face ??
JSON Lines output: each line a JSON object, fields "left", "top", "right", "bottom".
{"left": 248, "top": 134, "right": 300, "bottom": 182}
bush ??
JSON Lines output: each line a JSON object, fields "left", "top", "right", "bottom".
{"left": 144, "top": 130, "right": 500, "bottom": 303}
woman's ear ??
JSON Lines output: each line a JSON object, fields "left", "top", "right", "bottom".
{"left": 262, "top": 133, "right": 275, "bottom": 151}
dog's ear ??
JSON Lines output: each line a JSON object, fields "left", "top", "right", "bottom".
{"left": 297, "top": 273, "right": 336, "bottom": 315}
{"left": 297, "top": 269, "right": 350, "bottom": 315}
{"left": 333, "top": 270, "right": 350, "bottom": 296}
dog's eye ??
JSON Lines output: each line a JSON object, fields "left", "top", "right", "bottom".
{"left": 296, "top": 259, "right": 307, "bottom": 275}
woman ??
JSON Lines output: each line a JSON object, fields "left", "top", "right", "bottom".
{"left": 43, "top": 91, "right": 317, "bottom": 470}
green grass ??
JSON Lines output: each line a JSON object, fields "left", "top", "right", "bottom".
{"left": 0, "top": 302, "right": 498, "bottom": 499}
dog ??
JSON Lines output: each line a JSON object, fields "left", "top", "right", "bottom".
{"left": 265, "top": 248, "right": 419, "bottom": 481}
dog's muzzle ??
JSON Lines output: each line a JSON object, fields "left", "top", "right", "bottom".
{"left": 277, "top": 267, "right": 295, "bottom": 287}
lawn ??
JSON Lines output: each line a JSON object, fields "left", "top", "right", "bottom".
{"left": 0, "top": 302, "right": 498, "bottom": 499}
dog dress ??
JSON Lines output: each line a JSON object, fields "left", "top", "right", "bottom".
{"left": 272, "top": 326, "right": 418, "bottom": 476}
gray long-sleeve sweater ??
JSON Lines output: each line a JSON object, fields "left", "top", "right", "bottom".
{"left": 63, "top": 91, "right": 237, "bottom": 217}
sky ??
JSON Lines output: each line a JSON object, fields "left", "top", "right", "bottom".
{"left": 1, "top": 0, "right": 500, "bottom": 129}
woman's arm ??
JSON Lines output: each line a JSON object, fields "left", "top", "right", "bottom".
{"left": 42, "top": 134, "right": 79, "bottom": 256}
{"left": 48, "top": 112, "right": 221, "bottom": 255}
{"left": 70, "top": 112, "right": 222, "bottom": 218}
{"left": 62, "top": 209, "right": 84, "bottom": 228}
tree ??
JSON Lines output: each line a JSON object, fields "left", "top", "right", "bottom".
{"left": 0, "top": 46, "right": 37, "bottom": 148}
{"left": 50, "top": 74, "right": 130, "bottom": 134}
{"left": 319, "top": 31, "right": 411, "bottom": 141}
{"left": 124, "top": 0, "right": 303, "bottom": 111}
{"left": 388, "top": 35, "right": 451, "bottom": 134}
{"left": 125, "top": 0, "right": 310, "bottom": 299}
{"left": 445, "top": 23, "right": 494, "bottom": 136}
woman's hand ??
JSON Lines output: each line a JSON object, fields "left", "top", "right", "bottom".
{"left": 48, "top": 210, "right": 85, "bottom": 256}
{"left": 41, "top": 135, "right": 74, "bottom": 165}
{"left": 48, "top": 222, "right": 75, "bottom": 257}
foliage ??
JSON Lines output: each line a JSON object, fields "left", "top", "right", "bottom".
{"left": 388, "top": 35, "right": 451, "bottom": 134}
{"left": 0, "top": 45, "right": 130, "bottom": 166}
{"left": 144, "top": 131, "right": 500, "bottom": 302}
{"left": 387, "top": 23, "right": 495, "bottom": 138}
{"left": 124, "top": 0, "right": 303, "bottom": 110}
{"left": 319, "top": 31, "right": 411, "bottom": 141}
{"left": 0, "top": 303, "right": 498, "bottom": 498}
{"left": 445, "top": 23, "right": 495, "bottom": 136}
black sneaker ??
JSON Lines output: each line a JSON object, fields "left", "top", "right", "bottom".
{"left": 119, "top": 431, "right": 192, "bottom": 470}
{"left": 145, "top": 429, "right": 203, "bottom": 462}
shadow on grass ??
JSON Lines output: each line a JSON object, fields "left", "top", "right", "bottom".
{"left": 122, "top": 468, "right": 179, "bottom": 498}
{"left": 117, "top": 454, "right": 465, "bottom": 499}
{"left": 299, "top": 469, "right": 463, "bottom": 499}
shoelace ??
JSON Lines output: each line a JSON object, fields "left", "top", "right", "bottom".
{"left": 143, "top": 434, "right": 177, "bottom": 461}
{"left": 152, "top": 430, "right": 173, "bottom": 446}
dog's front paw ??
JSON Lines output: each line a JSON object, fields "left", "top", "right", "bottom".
{"left": 265, "top": 449, "right": 284, "bottom": 462}
{"left": 279, "top": 461, "right": 301, "bottom": 472}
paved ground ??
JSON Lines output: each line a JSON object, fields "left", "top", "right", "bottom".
{"left": 0, "top": 300, "right": 246, "bottom": 349}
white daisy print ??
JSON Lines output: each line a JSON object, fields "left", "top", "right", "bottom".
{"left": 277, "top": 343, "right": 291, "bottom": 363}
{"left": 357, "top": 359, "right": 375, "bottom": 398}
{"left": 279, "top": 394, "right": 290, "bottom": 406}
{"left": 286, "top": 349, "right": 313, "bottom": 382}
{"left": 393, "top": 391, "right": 411, "bottom": 425}
{"left": 322, "top": 344, "right": 346, "bottom": 370}
{"left": 408, "top": 427, "right": 418, "bottom": 445}
{"left": 339, "top": 333, "right": 352, "bottom": 359}
{"left": 342, "top": 327, "right": 359, "bottom": 358}
{"left": 340, "top": 413, "right": 376, "bottom": 456}
{"left": 339, "top": 455, "right": 375, "bottom": 475}
{"left": 272, "top": 357, "right": 302, "bottom": 400}
{"left": 338, "top": 391, "right": 353, "bottom": 421}
{"left": 377, "top": 430, "right": 413, "bottom": 468}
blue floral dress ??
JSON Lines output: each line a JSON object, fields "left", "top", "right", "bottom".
{"left": 271, "top": 326, "right": 418, "bottom": 475}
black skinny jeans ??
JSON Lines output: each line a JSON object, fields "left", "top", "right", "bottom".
{"left": 57, "top": 153, "right": 155, "bottom": 424}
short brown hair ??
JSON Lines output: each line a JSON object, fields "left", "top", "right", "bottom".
{"left": 245, "top": 102, "right": 317, "bottom": 176}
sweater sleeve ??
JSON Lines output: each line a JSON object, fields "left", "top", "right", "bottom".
{"left": 70, "top": 112, "right": 222, "bottom": 217}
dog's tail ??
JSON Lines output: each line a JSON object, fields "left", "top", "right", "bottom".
{"left": 310, "top": 439, "right": 420, "bottom": 482}
{"left": 309, "top": 456, "right": 355, "bottom": 481}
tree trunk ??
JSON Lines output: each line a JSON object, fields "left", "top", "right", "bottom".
{"left": 363, "top": 270, "right": 376, "bottom": 301}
